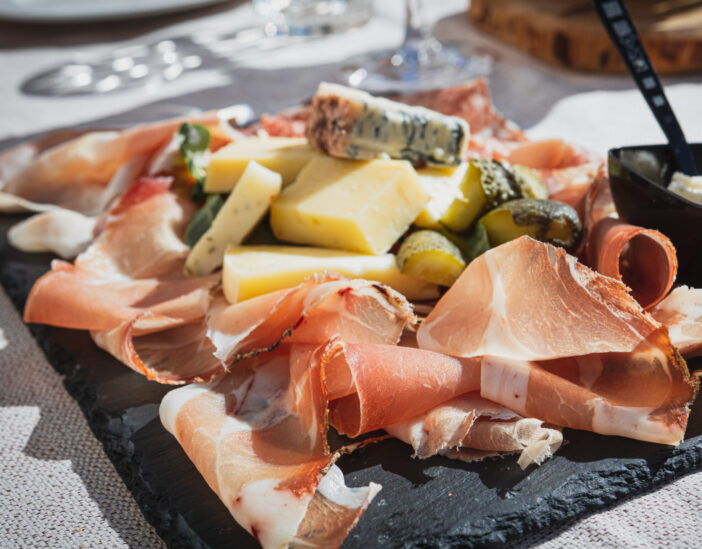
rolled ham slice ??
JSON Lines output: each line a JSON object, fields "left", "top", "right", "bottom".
{"left": 586, "top": 217, "right": 678, "bottom": 309}
{"left": 159, "top": 347, "right": 380, "bottom": 549}
{"left": 652, "top": 286, "right": 702, "bottom": 358}
{"left": 385, "top": 393, "right": 563, "bottom": 469}
{"left": 307, "top": 339, "right": 481, "bottom": 437}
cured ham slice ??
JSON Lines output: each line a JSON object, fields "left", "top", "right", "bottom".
{"left": 207, "top": 275, "right": 415, "bottom": 365}
{"left": 304, "top": 339, "right": 481, "bottom": 437}
{"left": 480, "top": 338, "right": 696, "bottom": 445}
{"left": 385, "top": 393, "right": 563, "bottom": 469}
{"left": 417, "top": 236, "right": 698, "bottom": 444}
{"left": 23, "top": 188, "right": 220, "bottom": 383}
{"left": 160, "top": 347, "right": 380, "bottom": 549}
{"left": 398, "top": 78, "right": 524, "bottom": 142}
{"left": 8, "top": 209, "right": 97, "bottom": 259}
{"left": 505, "top": 138, "right": 594, "bottom": 171}
{"left": 652, "top": 286, "right": 702, "bottom": 358}
{"left": 24, "top": 190, "right": 216, "bottom": 330}
{"left": 586, "top": 217, "right": 677, "bottom": 309}
{"left": 418, "top": 236, "right": 661, "bottom": 360}
{"left": 0, "top": 113, "right": 220, "bottom": 215}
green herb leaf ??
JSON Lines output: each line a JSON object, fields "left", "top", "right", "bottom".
{"left": 177, "top": 122, "right": 211, "bottom": 202}
{"left": 184, "top": 194, "right": 223, "bottom": 248}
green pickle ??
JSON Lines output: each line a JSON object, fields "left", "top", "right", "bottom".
{"left": 440, "top": 159, "right": 549, "bottom": 233}
{"left": 396, "top": 230, "right": 467, "bottom": 287}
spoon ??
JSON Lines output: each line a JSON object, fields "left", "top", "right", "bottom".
{"left": 592, "top": 0, "right": 698, "bottom": 176}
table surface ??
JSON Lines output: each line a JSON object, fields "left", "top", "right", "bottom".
{"left": 1, "top": 1, "right": 701, "bottom": 547}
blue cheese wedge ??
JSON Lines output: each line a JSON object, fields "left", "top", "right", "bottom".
{"left": 185, "top": 161, "right": 282, "bottom": 276}
{"left": 305, "top": 82, "right": 469, "bottom": 167}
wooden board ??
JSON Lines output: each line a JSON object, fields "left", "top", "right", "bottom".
{"left": 469, "top": 0, "right": 702, "bottom": 73}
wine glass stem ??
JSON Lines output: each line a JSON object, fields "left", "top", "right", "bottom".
{"left": 404, "top": 0, "right": 434, "bottom": 43}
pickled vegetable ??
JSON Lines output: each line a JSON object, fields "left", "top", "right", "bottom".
{"left": 396, "top": 230, "right": 466, "bottom": 287}
{"left": 440, "top": 159, "right": 548, "bottom": 233}
{"left": 440, "top": 223, "right": 491, "bottom": 262}
{"left": 513, "top": 165, "right": 549, "bottom": 200}
{"left": 478, "top": 198, "right": 581, "bottom": 251}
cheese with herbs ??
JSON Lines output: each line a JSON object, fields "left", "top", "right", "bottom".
{"left": 270, "top": 156, "right": 429, "bottom": 255}
{"left": 185, "top": 161, "right": 282, "bottom": 276}
{"left": 203, "top": 137, "right": 316, "bottom": 192}
{"left": 414, "top": 162, "right": 469, "bottom": 228}
{"left": 222, "top": 245, "right": 440, "bottom": 302}
{"left": 305, "top": 82, "right": 469, "bottom": 167}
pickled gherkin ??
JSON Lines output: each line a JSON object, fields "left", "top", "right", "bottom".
{"left": 478, "top": 198, "right": 582, "bottom": 252}
{"left": 396, "top": 230, "right": 466, "bottom": 287}
{"left": 440, "top": 159, "right": 549, "bottom": 233}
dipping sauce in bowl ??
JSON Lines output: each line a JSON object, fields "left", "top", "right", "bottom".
{"left": 608, "top": 144, "right": 702, "bottom": 287}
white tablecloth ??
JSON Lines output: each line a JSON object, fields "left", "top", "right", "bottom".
{"left": 1, "top": 1, "right": 701, "bottom": 547}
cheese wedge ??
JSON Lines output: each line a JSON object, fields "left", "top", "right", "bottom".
{"left": 270, "top": 156, "right": 429, "bottom": 255}
{"left": 203, "top": 137, "right": 316, "bottom": 192}
{"left": 306, "top": 82, "right": 469, "bottom": 167}
{"left": 185, "top": 161, "right": 282, "bottom": 276}
{"left": 222, "top": 245, "right": 440, "bottom": 302}
{"left": 414, "top": 162, "right": 469, "bottom": 229}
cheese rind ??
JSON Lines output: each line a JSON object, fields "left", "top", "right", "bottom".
{"left": 222, "top": 245, "right": 440, "bottom": 302}
{"left": 306, "top": 82, "right": 469, "bottom": 167}
{"left": 414, "top": 162, "right": 469, "bottom": 228}
{"left": 203, "top": 137, "right": 316, "bottom": 192}
{"left": 185, "top": 161, "right": 282, "bottom": 276}
{"left": 270, "top": 156, "right": 429, "bottom": 255}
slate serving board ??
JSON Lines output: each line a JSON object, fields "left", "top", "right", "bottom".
{"left": 2, "top": 202, "right": 702, "bottom": 548}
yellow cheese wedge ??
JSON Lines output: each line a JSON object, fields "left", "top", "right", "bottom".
{"left": 270, "top": 156, "right": 429, "bottom": 255}
{"left": 414, "top": 162, "right": 469, "bottom": 229}
{"left": 222, "top": 245, "right": 440, "bottom": 302}
{"left": 185, "top": 161, "right": 282, "bottom": 276}
{"left": 203, "top": 137, "right": 317, "bottom": 192}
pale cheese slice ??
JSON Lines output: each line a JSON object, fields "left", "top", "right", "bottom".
{"left": 414, "top": 162, "right": 469, "bottom": 229}
{"left": 222, "top": 245, "right": 440, "bottom": 303}
{"left": 185, "top": 161, "right": 282, "bottom": 276}
{"left": 203, "top": 137, "right": 317, "bottom": 192}
{"left": 270, "top": 156, "right": 429, "bottom": 255}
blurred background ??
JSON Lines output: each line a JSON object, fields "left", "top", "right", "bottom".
{"left": 0, "top": 0, "right": 701, "bottom": 155}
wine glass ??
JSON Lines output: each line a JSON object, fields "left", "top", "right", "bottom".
{"left": 341, "top": 0, "right": 492, "bottom": 93}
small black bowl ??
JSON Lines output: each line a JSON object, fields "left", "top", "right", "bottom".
{"left": 608, "top": 144, "right": 702, "bottom": 287}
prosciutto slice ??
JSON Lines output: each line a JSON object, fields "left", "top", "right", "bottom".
{"left": 385, "top": 393, "right": 563, "bottom": 469}
{"left": 652, "top": 286, "right": 702, "bottom": 358}
{"left": 309, "top": 339, "right": 481, "bottom": 437}
{"left": 417, "top": 236, "right": 698, "bottom": 444}
{"left": 8, "top": 209, "right": 97, "bottom": 259}
{"left": 207, "top": 275, "right": 416, "bottom": 365}
{"left": 160, "top": 347, "right": 380, "bottom": 549}
{"left": 0, "top": 113, "right": 220, "bottom": 215}
{"left": 418, "top": 236, "right": 661, "bottom": 360}
{"left": 586, "top": 217, "right": 678, "bottom": 309}
{"left": 23, "top": 187, "right": 221, "bottom": 383}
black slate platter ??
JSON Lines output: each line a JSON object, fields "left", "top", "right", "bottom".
{"left": 2, "top": 203, "right": 702, "bottom": 548}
